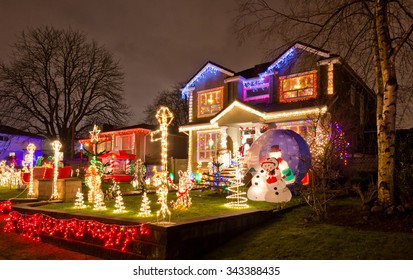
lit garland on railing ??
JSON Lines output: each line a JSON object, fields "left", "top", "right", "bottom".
{"left": 0, "top": 201, "right": 12, "bottom": 213}
{"left": 26, "top": 143, "right": 36, "bottom": 198}
{"left": 3, "top": 211, "right": 150, "bottom": 253}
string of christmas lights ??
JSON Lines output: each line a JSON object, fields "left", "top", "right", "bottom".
{"left": 26, "top": 143, "right": 36, "bottom": 198}
{"left": 225, "top": 158, "right": 248, "bottom": 209}
{"left": 3, "top": 211, "right": 150, "bottom": 252}
{"left": 138, "top": 192, "right": 151, "bottom": 217}
{"left": 0, "top": 200, "right": 12, "bottom": 213}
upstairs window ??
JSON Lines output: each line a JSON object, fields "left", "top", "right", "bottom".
{"left": 197, "top": 86, "right": 224, "bottom": 118}
{"left": 115, "top": 134, "right": 134, "bottom": 154}
{"left": 279, "top": 71, "right": 317, "bottom": 102}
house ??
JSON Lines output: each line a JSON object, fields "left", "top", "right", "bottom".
{"left": 0, "top": 125, "right": 45, "bottom": 166}
{"left": 78, "top": 123, "right": 188, "bottom": 181}
{"left": 178, "top": 42, "right": 376, "bottom": 173}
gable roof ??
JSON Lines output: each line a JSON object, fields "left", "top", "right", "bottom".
{"left": 181, "top": 61, "right": 235, "bottom": 97}
{"left": 0, "top": 125, "right": 45, "bottom": 139}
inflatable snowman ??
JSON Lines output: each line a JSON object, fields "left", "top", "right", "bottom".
{"left": 247, "top": 167, "right": 268, "bottom": 201}
{"left": 269, "top": 145, "right": 295, "bottom": 184}
{"left": 261, "top": 158, "right": 292, "bottom": 203}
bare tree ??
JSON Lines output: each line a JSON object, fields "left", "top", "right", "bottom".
{"left": 235, "top": 0, "right": 413, "bottom": 213}
{"left": 144, "top": 83, "right": 189, "bottom": 127}
{"left": 0, "top": 26, "right": 129, "bottom": 159}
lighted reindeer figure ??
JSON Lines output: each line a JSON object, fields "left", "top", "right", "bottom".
{"left": 154, "top": 172, "right": 171, "bottom": 222}
{"left": 172, "top": 170, "right": 194, "bottom": 210}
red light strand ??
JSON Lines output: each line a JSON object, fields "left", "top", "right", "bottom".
{"left": 3, "top": 211, "right": 150, "bottom": 253}
{"left": 0, "top": 201, "right": 12, "bottom": 214}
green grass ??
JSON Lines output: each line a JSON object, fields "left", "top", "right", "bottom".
{"left": 203, "top": 197, "right": 413, "bottom": 259}
{"left": 36, "top": 187, "right": 303, "bottom": 223}
{"left": 0, "top": 187, "right": 27, "bottom": 201}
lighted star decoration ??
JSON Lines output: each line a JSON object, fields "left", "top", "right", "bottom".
{"left": 89, "top": 124, "right": 101, "bottom": 143}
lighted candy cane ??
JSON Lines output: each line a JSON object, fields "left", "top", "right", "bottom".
{"left": 50, "top": 140, "right": 62, "bottom": 200}
{"left": 26, "top": 143, "right": 36, "bottom": 198}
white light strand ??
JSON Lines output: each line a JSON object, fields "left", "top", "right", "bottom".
{"left": 26, "top": 143, "right": 36, "bottom": 198}
{"left": 74, "top": 188, "right": 86, "bottom": 209}
{"left": 50, "top": 140, "right": 62, "bottom": 200}
{"left": 138, "top": 192, "right": 152, "bottom": 217}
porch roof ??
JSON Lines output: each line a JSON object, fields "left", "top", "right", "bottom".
{"left": 210, "top": 100, "right": 264, "bottom": 126}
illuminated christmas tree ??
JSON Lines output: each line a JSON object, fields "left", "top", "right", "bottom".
{"left": 74, "top": 188, "right": 86, "bottom": 209}
{"left": 113, "top": 191, "right": 126, "bottom": 213}
{"left": 93, "top": 192, "right": 106, "bottom": 211}
{"left": 138, "top": 192, "right": 151, "bottom": 217}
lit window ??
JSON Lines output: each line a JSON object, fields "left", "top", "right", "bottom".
{"left": 115, "top": 134, "right": 134, "bottom": 154}
{"left": 279, "top": 71, "right": 317, "bottom": 102}
{"left": 275, "top": 121, "right": 309, "bottom": 140}
{"left": 197, "top": 131, "right": 219, "bottom": 162}
{"left": 197, "top": 87, "right": 224, "bottom": 118}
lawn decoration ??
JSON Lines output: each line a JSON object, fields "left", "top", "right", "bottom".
{"left": 245, "top": 128, "right": 311, "bottom": 185}
{"left": 26, "top": 143, "right": 36, "bottom": 198}
{"left": 93, "top": 192, "right": 106, "bottom": 211}
{"left": 84, "top": 125, "right": 105, "bottom": 203}
{"left": 131, "top": 159, "right": 147, "bottom": 191}
{"left": 171, "top": 170, "right": 194, "bottom": 210}
{"left": 0, "top": 162, "right": 22, "bottom": 188}
{"left": 138, "top": 192, "right": 152, "bottom": 217}
{"left": 269, "top": 145, "right": 295, "bottom": 184}
{"left": 150, "top": 106, "right": 174, "bottom": 222}
{"left": 74, "top": 188, "right": 86, "bottom": 209}
{"left": 50, "top": 140, "right": 62, "bottom": 200}
{"left": 261, "top": 158, "right": 292, "bottom": 203}
{"left": 150, "top": 106, "right": 174, "bottom": 173}
{"left": 225, "top": 158, "right": 248, "bottom": 209}
{"left": 86, "top": 165, "right": 104, "bottom": 203}
{"left": 113, "top": 191, "right": 126, "bottom": 213}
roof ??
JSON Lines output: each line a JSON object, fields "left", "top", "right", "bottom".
{"left": 0, "top": 125, "right": 45, "bottom": 139}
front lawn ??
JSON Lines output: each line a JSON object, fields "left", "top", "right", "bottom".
{"left": 37, "top": 188, "right": 303, "bottom": 223}
{"left": 203, "top": 197, "right": 413, "bottom": 259}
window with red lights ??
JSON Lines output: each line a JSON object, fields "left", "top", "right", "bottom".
{"left": 197, "top": 86, "right": 224, "bottom": 118}
{"left": 279, "top": 71, "right": 317, "bottom": 102}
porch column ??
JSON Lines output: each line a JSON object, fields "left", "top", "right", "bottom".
{"left": 219, "top": 126, "right": 228, "bottom": 150}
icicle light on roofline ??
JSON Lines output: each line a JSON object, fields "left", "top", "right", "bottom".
{"left": 264, "top": 47, "right": 296, "bottom": 76}
{"left": 26, "top": 143, "right": 36, "bottom": 198}
{"left": 181, "top": 63, "right": 234, "bottom": 99}
{"left": 50, "top": 140, "right": 62, "bottom": 200}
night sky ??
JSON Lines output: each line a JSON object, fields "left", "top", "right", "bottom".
{"left": 0, "top": 0, "right": 268, "bottom": 124}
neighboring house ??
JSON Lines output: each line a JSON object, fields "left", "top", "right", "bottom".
{"left": 0, "top": 125, "right": 44, "bottom": 166}
{"left": 78, "top": 124, "right": 188, "bottom": 179}
{"left": 179, "top": 42, "right": 376, "bottom": 173}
